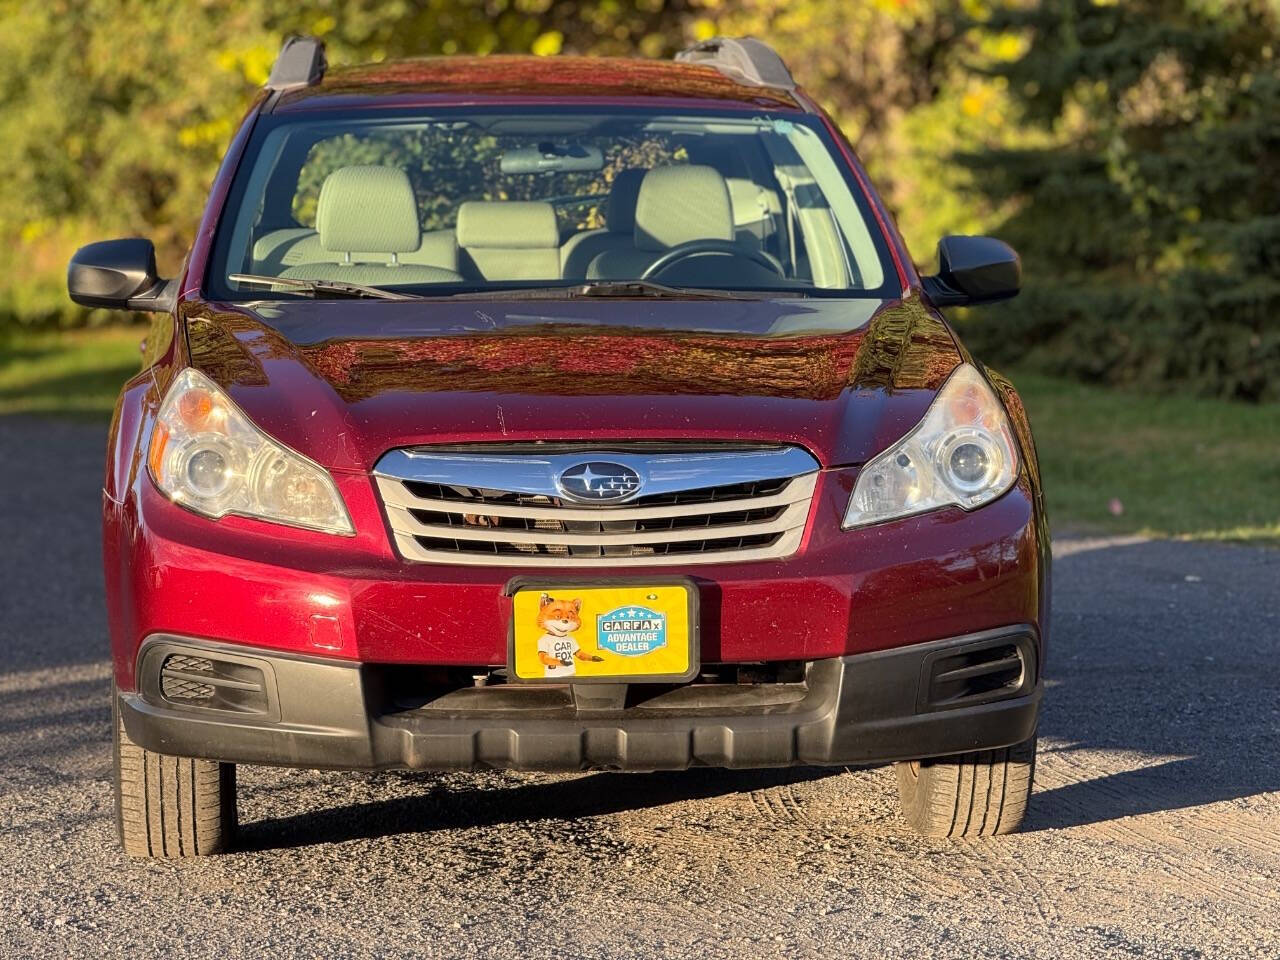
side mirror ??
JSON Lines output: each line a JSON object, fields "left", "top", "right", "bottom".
{"left": 921, "top": 235, "right": 1021, "bottom": 307}
{"left": 67, "top": 238, "right": 176, "bottom": 313}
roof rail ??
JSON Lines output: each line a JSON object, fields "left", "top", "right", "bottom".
{"left": 266, "top": 35, "right": 327, "bottom": 91}
{"left": 675, "top": 36, "right": 795, "bottom": 92}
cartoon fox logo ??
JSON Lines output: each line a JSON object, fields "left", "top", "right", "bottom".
{"left": 535, "top": 593, "right": 603, "bottom": 678}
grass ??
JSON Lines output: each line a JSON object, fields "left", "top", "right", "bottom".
{"left": 1007, "top": 370, "right": 1280, "bottom": 544}
{"left": 0, "top": 325, "right": 144, "bottom": 418}
{"left": 1, "top": 325, "right": 1275, "bottom": 543}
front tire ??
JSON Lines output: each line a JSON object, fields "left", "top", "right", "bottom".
{"left": 895, "top": 735, "right": 1036, "bottom": 838}
{"left": 113, "top": 690, "right": 237, "bottom": 857}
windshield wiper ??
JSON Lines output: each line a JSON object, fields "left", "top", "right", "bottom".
{"left": 228, "top": 275, "right": 774, "bottom": 303}
{"left": 572, "top": 280, "right": 758, "bottom": 300}
{"left": 228, "top": 274, "right": 421, "bottom": 301}
{"left": 431, "top": 280, "right": 759, "bottom": 302}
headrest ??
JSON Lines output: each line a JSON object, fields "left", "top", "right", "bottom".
{"left": 317, "top": 166, "right": 420, "bottom": 254}
{"left": 634, "top": 165, "right": 735, "bottom": 251}
{"left": 604, "top": 169, "right": 646, "bottom": 235}
{"left": 458, "top": 202, "right": 563, "bottom": 252}
{"left": 726, "top": 178, "right": 782, "bottom": 226}
{"left": 456, "top": 201, "right": 559, "bottom": 249}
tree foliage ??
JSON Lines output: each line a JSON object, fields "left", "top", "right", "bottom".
{"left": 957, "top": 0, "right": 1280, "bottom": 400}
{"left": 0, "top": 0, "right": 695, "bottom": 325}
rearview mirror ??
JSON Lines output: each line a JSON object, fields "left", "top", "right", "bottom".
{"left": 67, "top": 238, "right": 176, "bottom": 313}
{"left": 500, "top": 142, "right": 604, "bottom": 174}
{"left": 921, "top": 235, "right": 1020, "bottom": 307}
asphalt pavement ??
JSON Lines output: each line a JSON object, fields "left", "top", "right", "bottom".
{"left": 1, "top": 416, "right": 1277, "bottom": 959}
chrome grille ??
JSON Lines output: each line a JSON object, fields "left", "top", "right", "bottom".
{"left": 374, "top": 446, "right": 819, "bottom": 567}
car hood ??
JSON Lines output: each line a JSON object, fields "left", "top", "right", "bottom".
{"left": 181, "top": 293, "right": 961, "bottom": 473}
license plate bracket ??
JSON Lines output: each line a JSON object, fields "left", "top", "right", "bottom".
{"left": 505, "top": 577, "right": 699, "bottom": 684}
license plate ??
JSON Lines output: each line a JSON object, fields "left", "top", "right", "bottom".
{"left": 507, "top": 579, "right": 698, "bottom": 684}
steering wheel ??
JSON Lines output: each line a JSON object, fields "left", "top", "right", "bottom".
{"left": 640, "top": 239, "right": 785, "bottom": 281}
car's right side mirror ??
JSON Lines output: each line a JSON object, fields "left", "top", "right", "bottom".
{"left": 921, "top": 235, "right": 1021, "bottom": 307}
{"left": 67, "top": 237, "right": 176, "bottom": 313}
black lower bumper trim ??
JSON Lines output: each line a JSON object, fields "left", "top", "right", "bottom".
{"left": 120, "top": 627, "right": 1041, "bottom": 772}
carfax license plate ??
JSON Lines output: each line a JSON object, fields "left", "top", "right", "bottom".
{"left": 507, "top": 579, "right": 698, "bottom": 684}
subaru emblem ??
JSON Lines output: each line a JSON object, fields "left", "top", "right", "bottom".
{"left": 557, "top": 461, "right": 642, "bottom": 503}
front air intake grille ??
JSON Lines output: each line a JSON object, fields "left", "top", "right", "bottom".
{"left": 157, "top": 652, "right": 270, "bottom": 715}
{"left": 402, "top": 476, "right": 791, "bottom": 510}
{"left": 918, "top": 633, "right": 1037, "bottom": 712}
{"left": 374, "top": 445, "right": 820, "bottom": 567}
{"left": 407, "top": 503, "right": 786, "bottom": 534}
{"left": 413, "top": 530, "right": 782, "bottom": 559}
{"left": 159, "top": 655, "right": 217, "bottom": 701}
{"left": 160, "top": 675, "right": 217, "bottom": 702}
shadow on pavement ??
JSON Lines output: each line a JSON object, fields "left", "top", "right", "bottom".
{"left": 1, "top": 418, "right": 111, "bottom": 675}
{"left": 1024, "top": 537, "right": 1279, "bottom": 831}
{"left": 238, "top": 766, "right": 841, "bottom": 852}
{"left": 1025, "top": 751, "right": 1278, "bottom": 831}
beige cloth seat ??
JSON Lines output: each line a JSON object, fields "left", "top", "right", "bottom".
{"left": 254, "top": 228, "right": 459, "bottom": 275}
{"left": 252, "top": 227, "right": 316, "bottom": 272}
{"left": 559, "top": 169, "right": 646, "bottom": 281}
{"left": 586, "top": 165, "right": 738, "bottom": 280}
{"left": 456, "top": 201, "right": 561, "bottom": 281}
{"left": 278, "top": 165, "right": 461, "bottom": 286}
{"left": 726, "top": 178, "right": 782, "bottom": 251}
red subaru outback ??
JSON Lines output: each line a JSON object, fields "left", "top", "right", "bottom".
{"left": 70, "top": 37, "right": 1047, "bottom": 856}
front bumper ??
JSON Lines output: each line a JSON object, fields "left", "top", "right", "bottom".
{"left": 106, "top": 469, "right": 1048, "bottom": 689}
{"left": 120, "top": 627, "right": 1041, "bottom": 772}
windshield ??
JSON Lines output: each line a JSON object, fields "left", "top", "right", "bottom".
{"left": 207, "top": 106, "right": 896, "bottom": 300}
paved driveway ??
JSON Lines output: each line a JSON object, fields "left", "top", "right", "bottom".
{"left": 2, "top": 417, "right": 1277, "bottom": 959}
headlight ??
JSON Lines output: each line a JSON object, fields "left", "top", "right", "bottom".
{"left": 148, "top": 368, "right": 354, "bottom": 535}
{"left": 843, "top": 363, "right": 1018, "bottom": 529}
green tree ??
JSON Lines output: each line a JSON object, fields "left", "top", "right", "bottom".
{"left": 0, "top": 0, "right": 694, "bottom": 328}
{"left": 957, "top": 0, "right": 1280, "bottom": 400}
{"left": 690, "top": 0, "right": 989, "bottom": 254}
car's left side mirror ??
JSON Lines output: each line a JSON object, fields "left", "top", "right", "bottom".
{"left": 921, "top": 235, "right": 1021, "bottom": 307}
{"left": 67, "top": 237, "right": 176, "bottom": 313}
